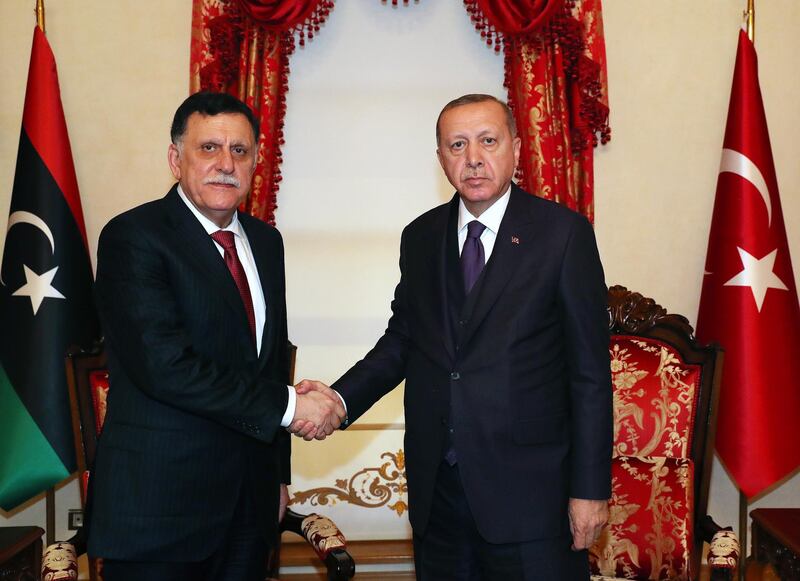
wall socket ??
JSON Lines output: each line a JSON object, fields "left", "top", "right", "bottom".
{"left": 67, "top": 509, "right": 84, "bottom": 530}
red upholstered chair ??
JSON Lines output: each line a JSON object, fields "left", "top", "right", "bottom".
{"left": 41, "top": 341, "right": 355, "bottom": 581}
{"left": 589, "top": 286, "right": 739, "bottom": 581}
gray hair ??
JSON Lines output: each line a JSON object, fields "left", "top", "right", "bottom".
{"left": 435, "top": 94, "right": 517, "bottom": 145}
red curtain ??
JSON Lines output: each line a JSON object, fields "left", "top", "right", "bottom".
{"left": 466, "top": 0, "right": 610, "bottom": 222}
{"left": 190, "top": 0, "right": 333, "bottom": 224}
{"left": 235, "top": 0, "right": 323, "bottom": 29}
{"left": 474, "top": 0, "right": 564, "bottom": 36}
{"left": 190, "top": 0, "right": 609, "bottom": 224}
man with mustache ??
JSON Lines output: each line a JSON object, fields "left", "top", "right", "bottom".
{"left": 87, "top": 92, "right": 345, "bottom": 581}
{"left": 302, "top": 94, "right": 612, "bottom": 579}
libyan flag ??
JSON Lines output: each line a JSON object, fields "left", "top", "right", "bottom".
{"left": 0, "top": 26, "right": 100, "bottom": 510}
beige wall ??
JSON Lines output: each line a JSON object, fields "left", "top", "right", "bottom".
{"left": 1, "top": 0, "right": 798, "bottom": 549}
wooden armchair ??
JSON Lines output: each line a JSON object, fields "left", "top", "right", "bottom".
{"left": 589, "top": 286, "right": 739, "bottom": 581}
{"left": 41, "top": 341, "right": 355, "bottom": 581}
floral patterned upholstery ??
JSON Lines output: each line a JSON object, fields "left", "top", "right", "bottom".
{"left": 609, "top": 337, "right": 701, "bottom": 459}
{"left": 591, "top": 456, "right": 694, "bottom": 580}
{"left": 88, "top": 370, "right": 109, "bottom": 435}
{"left": 590, "top": 332, "right": 703, "bottom": 580}
{"left": 300, "top": 513, "right": 347, "bottom": 560}
{"left": 41, "top": 542, "right": 78, "bottom": 581}
{"left": 707, "top": 530, "right": 739, "bottom": 570}
{"left": 79, "top": 370, "right": 109, "bottom": 502}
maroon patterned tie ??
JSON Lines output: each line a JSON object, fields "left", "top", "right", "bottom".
{"left": 210, "top": 230, "right": 256, "bottom": 344}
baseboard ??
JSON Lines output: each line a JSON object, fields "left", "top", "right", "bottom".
{"left": 279, "top": 540, "right": 717, "bottom": 580}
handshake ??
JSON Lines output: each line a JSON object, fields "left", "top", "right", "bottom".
{"left": 289, "top": 379, "right": 346, "bottom": 441}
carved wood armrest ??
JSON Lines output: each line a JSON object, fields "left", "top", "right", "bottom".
{"left": 281, "top": 508, "right": 355, "bottom": 580}
{"left": 708, "top": 529, "right": 739, "bottom": 581}
{"left": 41, "top": 541, "right": 78, "bottom": 581}
{"left": 286, "top": 510, "right": 346, "bottom": 559}
{"left": 695, "top": 515, "right": 739, "bottom": 580}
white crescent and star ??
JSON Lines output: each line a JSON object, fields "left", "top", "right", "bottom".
{"left": 2, "top": 210, "right": 66, "bottom": 315}
{"left": 12, "top": 265, "right": 66, "bottom": 315}
{"left": 708, "top": 148, "right": 789, "bottom": 312}
{"left": 720, "top": 148, "right": 772, "bottom": 227}
{"left": 724, "top": 247, "right": 788, "bottom": 312}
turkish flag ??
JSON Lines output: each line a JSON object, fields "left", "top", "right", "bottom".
{"left": 697, "top": 30, "right": 800, "bottom": 499}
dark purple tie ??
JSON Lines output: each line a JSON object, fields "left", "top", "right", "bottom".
{"left": 461, "top": 220, "right": 487, "bottom": 293}
{"left": 210, "top": 230, "right": 256, "bottom": 344}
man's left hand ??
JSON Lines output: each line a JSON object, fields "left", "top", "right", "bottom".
{"left": 279, "top": 484, "right": 290, "bottom": 523}
{"left": 568, "top": 497, "right": 608, "bottom": 550}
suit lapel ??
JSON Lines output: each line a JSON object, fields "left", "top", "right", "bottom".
{"left": 458, "top": 186, "right": 535, "bottom": 349}
{"left": 439, "top": 197, "right": 461, "bottom": 361}
{"left": 164, "top": 187, "right": 255, "bottom": 347}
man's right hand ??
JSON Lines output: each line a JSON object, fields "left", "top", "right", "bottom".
{"left": 289, "top": 380, "right": 346, "bottom": 441}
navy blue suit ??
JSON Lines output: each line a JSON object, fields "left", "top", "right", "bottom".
{"left": 87, "top": 185, "right": 290, "bottom": 563}
{"left": 334, "top": 186, "right": 612, "bottom": 550}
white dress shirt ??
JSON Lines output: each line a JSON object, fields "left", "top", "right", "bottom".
{"left": 177, "top": 185, "right": 296, "bottom": 426}
{"left": 457, "top": 185, "right": 512, "bottom": 261}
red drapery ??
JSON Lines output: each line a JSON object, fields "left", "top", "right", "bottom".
{"left": 190, "top": 0, "right": 609, "bottom": 224}
{"left": 466, "top": 0, "right": 610, "bottom": 221}
{"left": 190, "top": 0, "right": 334, "bottom": 224}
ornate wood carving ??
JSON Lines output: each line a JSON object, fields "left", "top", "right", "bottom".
{"left": 751, "top": 509, "right": 800, "bottom": 581}
{"left": 0, "top": 527, "right": 42, "bottom": 581}
{"left": 607, "top": 285, "right": 694, "bottom": 337}
{"left": 290, "top": 450, "right": 408, "bottom": 517}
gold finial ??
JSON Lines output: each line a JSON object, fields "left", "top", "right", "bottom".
{"left": 745, "top": 0, "right": 755, "bottom": 43}
{"left": 35, "top": 0, "right": 45, "bottom": 33}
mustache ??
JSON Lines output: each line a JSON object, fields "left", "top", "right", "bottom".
{"left": 203, "top": 174, "right": 241, "bottom": 188}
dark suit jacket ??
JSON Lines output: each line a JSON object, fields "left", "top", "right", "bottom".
{"left": 333, "top": 185, "right": 612, "bottom": 544}
{"left": 87, "top": 185, "right": 291, "bottom": 561}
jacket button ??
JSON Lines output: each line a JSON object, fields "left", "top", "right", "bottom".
{"left": 459, "top": 319, "right": 467, "bottom": 326}
{"left": 440, "top": 418, "right": 447, "bottom": 426}
{"left": 450, "top": 371, "right": 460, "bottom": 380}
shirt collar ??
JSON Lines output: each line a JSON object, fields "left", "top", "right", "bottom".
{"left": 457, "top": 184, "right": 512, "bottom": 234}
{"left": 177, "top": 184, "right": 243, "bottom": 238}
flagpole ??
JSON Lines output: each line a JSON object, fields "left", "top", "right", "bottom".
{"left": 739, "top": 9, "right": 755, "bottom": 579}
{"left": 740, "top": 9, "right": 755, "bottom": 581}
{"left": 34, "top": 0, "right": 59, "bottom": 547}
{"left": 35, "top": 0, "right": 45, "bottom": 33}
{"left": 735, "top": 6, "right": 755, "bottom": 581}
{"left": 738, "top": 492, "right": 747, "bottom": 581}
